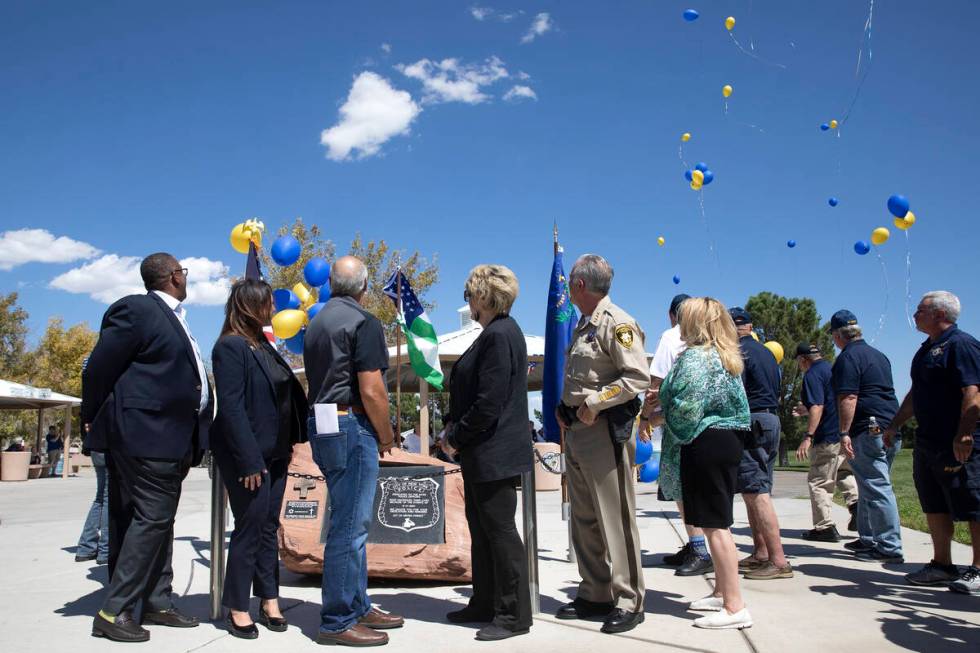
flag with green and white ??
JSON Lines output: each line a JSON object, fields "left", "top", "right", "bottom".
{"left": 383, "top": 271, "right": 444, "bottom": 390}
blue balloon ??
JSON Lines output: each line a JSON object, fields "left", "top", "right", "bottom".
{"left": 820, "top": 123, "right": 830, "bottom": 131}
{"left": 639, "top": 455, "right": 661, "bottom": 483}
{"left": 320, "top": 286, "right": 332, "bottom": 302}
{"left": 273, "top": 288, "right": 300, "bottom": 312}
{"left": 684, "top": 169, "right": 693, "bottom": 182}
{"left": 270, "top": 235, "right": 302, "bottom": 266}
{"left": 307, "top": 301, "right": 326, "bottom": 321}
{"left": 702, "top": 170, "right": 714, "bottom": 185}
{"left": 682, "top": 9, "right": 699, "bottom": 22}
{"left": 854, "top": 240, "right": 871, "bottom": 256}
{"left": 828, "top": 197, "right": 839, "bottom": 207}
{"left": 694, "top": 161, "right": 709, "bottom": 173}
{"left": 787, "top": 239, "right": 796, "bottom": 248}
{"left": 887, "top": 194, "right": 910, "bottom": 218}
{"left": 284, "top": 329, "right": 305, "bottom": 355}
{"left": 672, "top": 274, "right": 681, "bottom": 285}
{"left": 303, "top": 257, "right": 330, "bottom": 287}
{"left": 635, "top": 439, "right": 653, "bottom": 466}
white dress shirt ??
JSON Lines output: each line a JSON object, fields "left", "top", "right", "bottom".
{"left": 649, "top": 324, "right": 686, "bottom": 448}
{"left": 154, "top": 291, "right": 210, "bottom": 414}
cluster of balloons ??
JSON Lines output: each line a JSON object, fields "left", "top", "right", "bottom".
{"left": 684, "top": 162, "right": 716, "bottom": 190}
{"left": 819, "top": 119, "right": 839, "bottom": 131}
{"left": 635, "top": 439, "right": 660, "bottom": 482}
{"left": 853, "top": 195, "right": 916, "bottom": 256}
{"left": 888, "top": 194, "right": 916, "bottom": 231}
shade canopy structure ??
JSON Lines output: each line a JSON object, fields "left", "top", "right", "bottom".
{"left": 0, "top": 379, "right": 81, "bottom": 410}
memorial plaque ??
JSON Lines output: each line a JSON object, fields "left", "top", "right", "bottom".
{"left": 284, "top": 500, "right": 319, "bottom": 520}
{"left": 368, "top": 465, "right": 446, "bottom": 544}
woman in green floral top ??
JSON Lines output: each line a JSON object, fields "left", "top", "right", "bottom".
{"left": 653, "top": 297, "right": 753, "bottom": 630}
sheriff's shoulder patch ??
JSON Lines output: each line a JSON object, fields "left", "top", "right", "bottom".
{"left": 614, "top": 324, "right": 635, "bottom": 349}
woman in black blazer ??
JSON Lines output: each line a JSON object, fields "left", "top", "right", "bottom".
{"left": 211, "top": 278, "right": 308, "bottom": 639}
{"left": 442, "top": 264, "right": 533, "bottom": 642}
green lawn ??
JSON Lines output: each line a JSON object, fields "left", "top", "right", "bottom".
{"left": 783, "top": 448, "right": 971, "bottom": 545}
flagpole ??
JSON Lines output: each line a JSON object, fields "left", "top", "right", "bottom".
{"left": 554, "top": 222, "right": 576, "bottom": 565}
{"left": 395, "top": 267, "right": 403, "bottom": 446}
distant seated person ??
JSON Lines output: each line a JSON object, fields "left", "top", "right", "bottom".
{"left": 5, "top": 437, "right": 26, "bottom": 452}
{"left": 402, "top": 422, "right": 423, "bottom": 454}
{"left": 30, "top": 446, "right": 42, "bottom": 465}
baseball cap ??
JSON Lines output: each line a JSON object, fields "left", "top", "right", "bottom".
{"left": 669, "top": 293, "right": 691, "bottom": 316}
{"left": 728, "top": 307, "right": 752, "bottom": 326}
{"left": 795, "top": 342, "right": 820, "bottom": 357}
{"left": 828, "top": 309, "right": 858, "bottom": 332}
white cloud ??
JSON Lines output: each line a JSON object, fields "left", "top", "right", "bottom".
{"left": 397, "top": 56, "right": 509, "bottom": 105}
{"left": 516, "top": 70, "right": 531, "bottom": 80}
{"left": 320, "top": 72, "right": 421, "bottom": 161}
{"left": 380, "top": 42, "right": 392, "bottom": 54}
{"left": 470, "top": 6, "right": 492, "bottom": 21}
{"left": 0, "top": 228, "right": 101, "bottom": 271}
{"left": 50, "top": 254, "right": 231, "bottom": 306}
{"left": 521, "top": 12, "right": 553, "bottom": 43}
{"left": 503, "top": 85, "right": 537, "bottom": 102}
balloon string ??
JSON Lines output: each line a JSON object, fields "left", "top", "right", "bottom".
{"left": 839, "top": 0, "right": 875, "bottom": 126}
{"left": 871, "top": 248, "right": 888, "bottom": 344}
{"left": 697, "top": 191, "right": 720, "bottom": 272}
{"left": 727, "top": 32, "right": 787, "bottom": 69}
{"left": 678, "top": 144, "right": 689, "bottom": 170}
{"left": 904, "top": 230, "right": 914, "bottom": 328}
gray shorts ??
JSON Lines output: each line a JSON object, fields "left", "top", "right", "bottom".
{"left": 737, "top": 412, "right": 780, "bottom": 495}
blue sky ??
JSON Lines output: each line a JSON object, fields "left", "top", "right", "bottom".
{"left": 2, "top": 1, "right": 979, "bottom": 398}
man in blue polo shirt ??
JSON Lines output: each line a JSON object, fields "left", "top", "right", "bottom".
{"left": 829, "top": 309, "right": 903, "bottom": 563}
{"left": 794, "top": 342, "right": 858, "bottom": 542}
{"left": 884, "top": 291, "right": 980, "bottom": 594}
{"left": 729, "top": 307, "right": 792, "bottom": 580}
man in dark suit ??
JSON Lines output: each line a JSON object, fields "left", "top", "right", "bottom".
{"left": 82, "top": 252, "right": 213, "bottom": 643}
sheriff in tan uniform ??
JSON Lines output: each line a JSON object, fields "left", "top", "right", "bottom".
{"left": 556, "top": 254, "right": 650, "bottom": 634}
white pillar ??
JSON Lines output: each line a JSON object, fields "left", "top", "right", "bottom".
{"left": 419, "top": 381, "right": 430, "bottom": 455}
{"left": 63, "top": 405, "right": 71, "bottom": 478}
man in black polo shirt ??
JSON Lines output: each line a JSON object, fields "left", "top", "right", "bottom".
{"left": 729, "top": 308, "right": 792, "bottom": 580}
{"left": 794, "top": 342, "right": 858, "bottom": 542}
{"left": 885, "top": 291, "right": 980, "bottom": 594}
{"left": 304, "top": 256, "right": 402, "bottom": 646}
{"left": 829, "top": 309, "right": 904, "bottom": 563}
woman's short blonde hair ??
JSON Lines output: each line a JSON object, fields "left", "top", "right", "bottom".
{"left": 465, "top": 264, "right": 519, "bottom": 316}
{"left": 678, "top": 297, "right": 744, "bottom": 376}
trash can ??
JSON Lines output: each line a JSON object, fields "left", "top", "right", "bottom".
{"left": 1, "top": 451, "right": 32, "bottom": 481}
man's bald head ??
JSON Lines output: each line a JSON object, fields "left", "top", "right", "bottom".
{"left": 330, "top": 256, "right": 368, "bottom": 300}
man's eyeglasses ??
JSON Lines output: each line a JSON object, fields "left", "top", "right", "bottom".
{"left": 172, "top": 267, "right": 189, "bottom": 278}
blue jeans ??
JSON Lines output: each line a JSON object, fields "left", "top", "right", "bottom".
{"left": 309, "top": 414, "right": 380, "bottom": 634}
{"left": 77, "top": 452, "right": 109, "bottom": 560}
{"left": 849, "top": 431, "right": 903, "bottom": 556}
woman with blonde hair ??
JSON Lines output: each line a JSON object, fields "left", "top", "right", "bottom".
{"left": 441, "top": 264, "right": 533, "bottom": 641}
{"left": 655, "top": 297, "right": 753, "bottom": 629}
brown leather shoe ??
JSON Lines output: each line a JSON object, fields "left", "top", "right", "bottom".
{"left": 358, "top": 608, "right": 404, "bottom": 629}
{"left": 315, "top": 624, "right": 388, "bottom": 647}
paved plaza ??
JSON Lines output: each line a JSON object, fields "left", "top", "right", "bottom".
{"left": 1, "top": 467, "right": 977, "bottom": 652}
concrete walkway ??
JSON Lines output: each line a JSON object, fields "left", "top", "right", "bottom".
{"left": 1, "top": 467, "right": 977, "bottom": 652}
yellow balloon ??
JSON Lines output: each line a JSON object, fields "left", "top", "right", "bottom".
{"left": 681, "top": 132, "right": 691, "bottom": 142}
{"left": 830, "top": 119, "right": 839, "bottom": 130}
{"left": 293, "top": 282, "right": 312, "bottom": 305}
{"left": 230, "top": 223, "right": 250, "bottom": 254}
{"left": 722, "top": 84, "right": 733, "bottom": 98}
{"left": 764, "top": 341, "right": 784, "bottom": 364}
{"left": 657, "top": 236, "right": 665, "bottom": 247}
{"left": 690, "top": 180, "right": 702, "bottom": 191}
{"left": 902, "top": 210, "right": 916, "bottom": 229}
{"left": 725, "top": 16, "right": 736, "bottom": 31}
{"left": 271, "top": 309, "right": 307, "bottom": 339}
{"left": 691, "top": 169, "right": 704, "bottom": 184}
{"left": 871, "top": 227, "right": 890, "bottom": 246}
{"left": 750, "top": 331, "right": 760, "bottom": 342}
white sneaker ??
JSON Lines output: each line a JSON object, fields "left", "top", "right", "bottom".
{"left": 693, "top": 608, "right": 753, "bottom": 629}
{"left": 689, "top": 595, "right": 724, "bottom": 612}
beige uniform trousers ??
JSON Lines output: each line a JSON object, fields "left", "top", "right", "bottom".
{"left": 566, "top": 417, "right": 644, "bottom": 612}
{"left": 808, "top": 441, "right": 859, "bottom": 529}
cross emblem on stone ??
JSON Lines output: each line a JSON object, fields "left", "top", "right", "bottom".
{"left": 294, "top": 477, "right": 316, "bottom": 500}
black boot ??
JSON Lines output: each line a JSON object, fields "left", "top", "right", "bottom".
{"left": 847, "top": 503, "right": 858, "bottom": 532}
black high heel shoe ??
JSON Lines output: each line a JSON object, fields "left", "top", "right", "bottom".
{"left": 258, "top": 606, "right": 288, "bottom": 632}
{"left": 226, "top": 614, "right": 258, "bottom": 639}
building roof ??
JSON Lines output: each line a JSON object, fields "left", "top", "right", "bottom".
{"left": 0, "top": 379, "right": 81, "bottom": 409}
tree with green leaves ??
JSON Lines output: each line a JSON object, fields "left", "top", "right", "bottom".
{"left": 743, "top": 292, "right": 835, "bottom": 464}
{"left": 0, "top": 293, "right": 31, "bottom": 445}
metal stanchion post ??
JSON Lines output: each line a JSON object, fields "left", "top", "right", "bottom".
{"left": 209, "top": 459, "right": 227, "bottom": 621}
{"left": 520, "top": 467, "right": 540, "bottom": 615}
{"left": 559, "top": 429, "right": 576, "bottom": 565}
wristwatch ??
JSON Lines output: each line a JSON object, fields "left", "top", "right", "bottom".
{"left": 839, "top": 431, "right": 850, "bottom": 438}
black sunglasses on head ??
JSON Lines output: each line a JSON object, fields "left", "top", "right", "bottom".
{"left": 463, "top": 288, "right": 472, "bottom": 302}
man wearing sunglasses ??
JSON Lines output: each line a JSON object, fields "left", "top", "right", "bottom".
{"left": 82, "top": 252, "right": 213, "bottom": 643}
